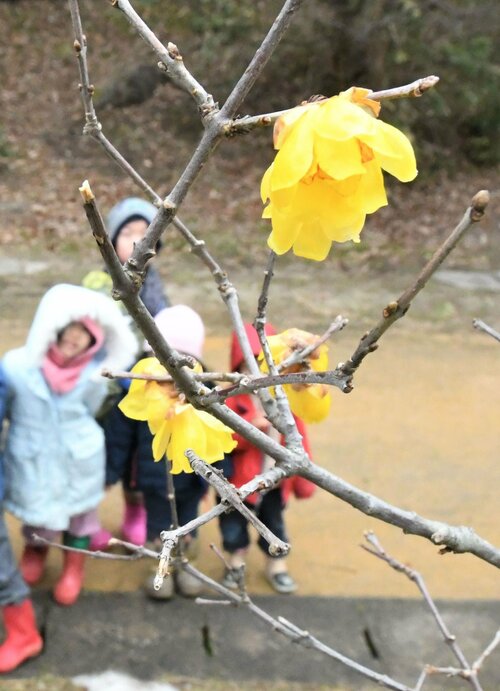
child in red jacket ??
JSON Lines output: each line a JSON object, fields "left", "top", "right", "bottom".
{"left": 219, "top": 324, "right": 315, "bottom": 594}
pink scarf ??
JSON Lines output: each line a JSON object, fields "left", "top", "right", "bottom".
{"left": 41, "top": 319, "right": 104, "bottom": 394}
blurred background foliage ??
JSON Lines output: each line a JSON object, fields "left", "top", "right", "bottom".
{"left": 117, "top": 0, "right": 499, "bottom": 168}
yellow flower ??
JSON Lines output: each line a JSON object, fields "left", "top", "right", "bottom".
{"left": 261, "top": 87, "right": 417, "bottom": 261}
{"left": 119, "top": 357, "right": 236, "bottom": 473}
{"left": 260, "top": 328, "right": 331, "bottom": 423}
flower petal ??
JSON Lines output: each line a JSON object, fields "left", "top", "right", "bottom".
{"left": 292, "top": 222, "right": 332, "bottom": 261}
{"left": 270, "top": 113, "right": 315, "bottom": 191}
{"left": 287, "top": 385, "right": 331, "bottom": 423}
{"left": 152, "top": 420, "right": 171, "bottom": 461}
{"left": 315, "top": 136, "right": 365, "bottom": 180}
{"left": 363, "top": 120, "right": 417, "bottom": 182}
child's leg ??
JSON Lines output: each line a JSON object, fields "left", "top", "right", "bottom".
{"left": 0, "top": 511, "right": 43, "bottom": 672}
{"left": 19, "top": 525, "right": 57, "bottom": 586}
{"left": 172, "top": 489, "right": 205, "bottom": 597}
{"left": 256, "top": 489, "right": 297, "bottom": 594}
{"left": 121, "top": 461, "right": 146, "bottom": 545}
{"left": 52, "top": 511, "right": 95, "bottom": 606}
{"left": 1, "top": 516, "right": 30, "bottom": 608}
{"left": 219, "top": 505, "right": 250, "bottom": 589}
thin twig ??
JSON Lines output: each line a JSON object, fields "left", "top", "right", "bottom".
{"left": 369, "top": 75, "right": 440, "bottom": 101}
{"left": 219, "top": 0, "right": 305, "bottom": 119}
{"left": 187, "top": 452, "right": 290, "bottom": 556}
{"left": 185, "top": 562, "right": 412, "bottom": 691}
{"left": 472, "top": 319, "right": 500, "bottom": 343}
{"left": 255, "top": 251, "right": 276, "bottom": 326}
{"left": 362, "top": 532, "right": 482, "bottom": 691}
{"left": 254, "top": 251, "right": 301, "bottom": 445}
{"left": 111, "top": 0, "right": 216, "bottom": 117}
{"left": 226, "top": 75, "right": 439, "bottom": 133}
{"left": 32, "top": 534, "right": 154, "bottom": 560}
{"left": 277, "top": 316, "right": 349, "bottom": 372}
{"left": 101, "top": 368, "right": 246, "bottom": 384}
{"left": 340, "top": 191, "right": 490, "bottom": 378}
{"left": 472, "top": 630, "right": 500, "bottom": 672}
{"left": 68, "top": 0, "right": 229, "bottom": 282}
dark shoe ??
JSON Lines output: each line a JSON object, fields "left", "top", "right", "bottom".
{"left": 221, "top": 568, "right": 240, "bottom": 590}
{"left": 143, "top": 572, "right": 174, "bottom": 601}
{"left": 174, "top": 568, "right": 203, "bottom": 598}
{"left": 266, "top": 571, "right": 297, "bottom": 594}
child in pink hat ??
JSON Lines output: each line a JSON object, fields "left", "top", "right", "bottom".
{"left": 103, "top": 305, "right": 210, "bottom": 599}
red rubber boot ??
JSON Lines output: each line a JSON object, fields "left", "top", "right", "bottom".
{"left": 0, "top": 600, "right": 43, "bottom": 673}
{"left": 19, "top": 546, "right": 48, "bottom": 586}
{"left": 53, "top": 550, "right": 86, "bottom": 606}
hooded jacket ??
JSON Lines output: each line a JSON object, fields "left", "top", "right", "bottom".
{"left": 0, "top": 284, "right": 138, "bottom": 530}
{"left": 226, "top": 325, "right": 315, "bottom": 505}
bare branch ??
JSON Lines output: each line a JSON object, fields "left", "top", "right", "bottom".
{"left": 472, "top": 319, "right": 500, "bottom": 343}
{"left": 220, "top": 0, "right": 305, "bottom": 119}
{"left": 111, "top": 0, "right": 216, "bottom": 117}
{"left": 101, "top": 367, "right": 246, "bottom": 385}
{"left": 187, "top": 452, "right": 290, "bottom": 557}
{"left": 277, "top": 316, "right": 349, "bottom": 371}
{"left": 472, "top": 630, "right": 500, "bottom": 673}
{"left": 253, "top": 252, "right": 302, "bottom": 445}
{"left": 32, "top": 533, "right": 153, "bottom": 560}
{"left": 340, "top": 191, "right": 490, "bottom": 378}
{"left": 300, "top": 462, "right": 500, "bottom": 568}
{"left": 369, "top": 75, "right": 440, "bottom": 101}
{"left": 226, "top": 75, "right": 440, "bottom": 134}
{"left": 185, "top": 563, "right": 412, "bottom": 691}
{"left": 362, "top": 532, "right": 482, "bottom": 691}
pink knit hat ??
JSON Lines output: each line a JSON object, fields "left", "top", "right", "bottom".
{"left": 145, "top": 305, "right": 205, "bottom": 360}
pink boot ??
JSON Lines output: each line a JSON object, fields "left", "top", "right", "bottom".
{"left": 0, "top": 600, "right": 43, "bottom": 673}
{"left": 121, "top": 502, "right": 146, "bottom": 545}
{"left": 89, "top": 528, "right": 113, "bottom": 552}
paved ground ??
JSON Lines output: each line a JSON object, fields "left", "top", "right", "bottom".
{"left": 1, "top": 592, "right": 499, "bottom": 690}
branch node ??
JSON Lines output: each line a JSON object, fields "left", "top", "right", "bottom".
{"left": 383, "top": 301, "right": 399, "bottom": 318}
{"left": 167, "top": 41, "right": 183, "bottom": 61}
{"left": 163, "top": 199, "right": 176, "bottom": 211}
{"left": 78, "top": 179, "right": 94, "bottom": 203}
{"left": 470, "top": 190, "right": 490, "bottom": 221}
{"left": 73, "top": 39, "right": 82, "bottom": 53}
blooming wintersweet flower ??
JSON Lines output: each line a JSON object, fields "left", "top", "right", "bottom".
{"left": 261, "top": 87, "right": 418, "bottom": 261}
{"left": 260, "top": 328, "right": 331, "bottom": 423}
{"left": 119, "top": 357, "right": 236, "bottom": 473}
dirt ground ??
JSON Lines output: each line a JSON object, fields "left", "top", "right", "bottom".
{"left": 2, "top": 248, "right": 499, "bottom": 603}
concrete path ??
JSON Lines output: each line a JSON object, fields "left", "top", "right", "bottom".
{"left": 2, "top": 592, "right": 499, "bottom": 690}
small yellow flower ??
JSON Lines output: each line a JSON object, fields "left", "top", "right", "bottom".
{"left": 119, "top": 357, "right": 236, "bottom": 473}
{"left": 261, "top": 87, "right": 417, "bottom": 261}
{"left": 260, "top": 328, "right": 331, "bottom": 423}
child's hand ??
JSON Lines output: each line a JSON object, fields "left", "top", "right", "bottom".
{"left": 253, "top": 415, "right": 270, "bottom": 432}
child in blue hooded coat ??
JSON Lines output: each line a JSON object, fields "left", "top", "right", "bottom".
{"left": 0, "top": 284, "right": 137, "bottom": 607}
